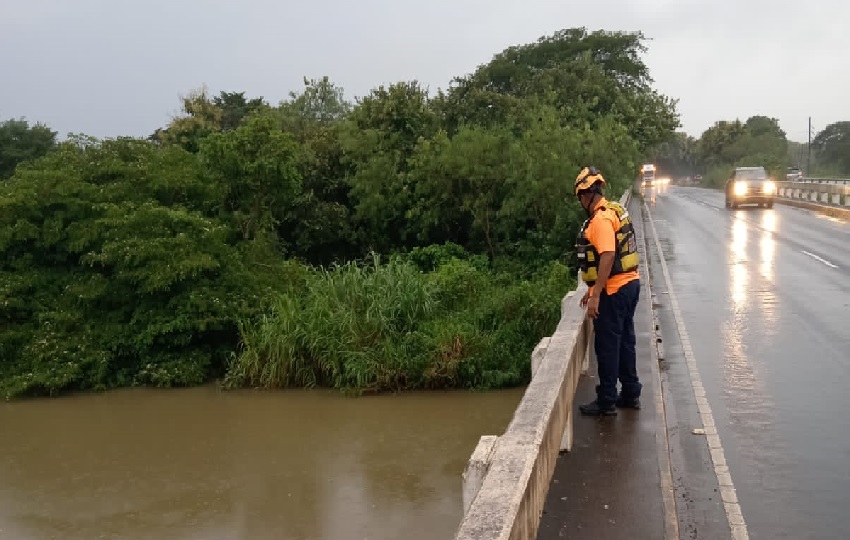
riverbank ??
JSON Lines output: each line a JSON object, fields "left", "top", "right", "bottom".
{"left": 2, "top": 253, "right": 572, "bottom": 400}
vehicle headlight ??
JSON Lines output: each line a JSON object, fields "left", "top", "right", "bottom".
{"left": 733, "top": 181, "right": 747, "bottom": 196}
{"left": 764, "top": 181, "right": 776, "bottom": 194}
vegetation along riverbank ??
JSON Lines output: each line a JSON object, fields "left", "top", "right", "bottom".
{"left": 1, "top": 28, "right": 681, "bottom": 399}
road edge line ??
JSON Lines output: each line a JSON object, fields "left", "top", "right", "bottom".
{"left": 636, "top": 197, "right": 681, "bottom": 540}
{"left": 643, "top": 199, "right": 750, "bottom": 540}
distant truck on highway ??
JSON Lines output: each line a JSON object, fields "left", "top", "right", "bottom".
{"left": 640, "top": 163, "right": 656, "bottom": 187}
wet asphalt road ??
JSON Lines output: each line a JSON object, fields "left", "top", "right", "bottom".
{"left": 647, "top": 186, "right": 850, "bottom": 540}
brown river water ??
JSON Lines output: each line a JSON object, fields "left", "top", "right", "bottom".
{"left": 0, "top": 385, "right": 523, "bottom": 540}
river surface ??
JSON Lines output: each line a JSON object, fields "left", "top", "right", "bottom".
{"left": 0, "top": 385, "right": 524, "bottom": 540}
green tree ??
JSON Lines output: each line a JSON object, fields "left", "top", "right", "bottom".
{"left": 650, "top": 131, "right": 698, "bottom": 177}
{"left": 200, "top": 113, "right": 303, "bottom": 241}
{"left": 279, "top": 76, "right": 351, "bottom": 133}
{"left": 341, "top": 81, "right": 438, "bottom": 253}
{"left": 697, "top": 120, "right": 746, "bottom": 167}
{"left": 0, "top": 136, "right": 266, "bottom": 398}
{"left": 2, "top": 26, "right": 685, "bottom": 399}
{"left": 812, "top": 121, "right": 850, "bottom": 175}
{"left": 276, "top": 77, "right": 358, "bottom": 264}
{"left": 151, "top": 87, "right": 267, "bottom": 152}
{"left": 408, "top": 126, "right": 519, "bottom": 261}
{"left": 695, "top": 116, "right": 788, "bottom": 186}
{"left": 440, "top": 27, "right": 679, "bottom": 150}
{"left": 214, "top": 91, "right": 266, "bottom": 131}
{"left": 0, "top": 118, "right": 57, "bottom": 179}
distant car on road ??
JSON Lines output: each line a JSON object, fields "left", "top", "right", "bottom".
{"left": 786, "top": 167, "right": 803, "bottom": 181}
{"left": 725, "top": 166, "right": 776, "bottom": 209}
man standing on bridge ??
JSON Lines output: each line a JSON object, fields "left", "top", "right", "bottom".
{"left": 573, "top": 166, "right": 642, "bottom": 416}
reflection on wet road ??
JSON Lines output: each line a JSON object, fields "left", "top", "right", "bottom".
{"left": 647, "top": 186, "right": 850, "bottom": 540}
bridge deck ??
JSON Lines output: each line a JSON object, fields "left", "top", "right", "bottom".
{"left": 536, "top": 195, "right": 735, "bottom": 540}
{"left": 536, "top": 196, "right": 670, "bottom": 539}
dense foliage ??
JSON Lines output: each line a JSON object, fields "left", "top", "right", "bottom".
{"left": 651, "top": 116, "right": 850, "bottom": 186}
{"left": 1, "top": 28, "right": 680, "bottom": 399}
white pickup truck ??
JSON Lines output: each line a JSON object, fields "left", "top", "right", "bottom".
{"left": 786, "top": 167, "right": 803, "bottom": 181}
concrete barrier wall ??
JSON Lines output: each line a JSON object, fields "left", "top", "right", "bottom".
{"left": 775, "top": 180, "right": 850, "bottom": 219}
{"left": 454, "top": 187, "right": 632, "bottom": 540}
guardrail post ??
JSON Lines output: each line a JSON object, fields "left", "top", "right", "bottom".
{"left": 582, "top": 316, "right": 594, "bottom": 375}
{"left": 561, "top": 402, "right": 574, "bottom": 452}
{"left": 462, "top": 435, "right": 498, "bottom": 514}
{"left": 531, "top": 337, "right": 550, "bottom": 378}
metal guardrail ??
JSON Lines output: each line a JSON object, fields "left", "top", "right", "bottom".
{"left": 454, "top": 187, "right": 631, "bottom": 540}
{"left": 794, "top": 177, "right": 850, "bottom": 185}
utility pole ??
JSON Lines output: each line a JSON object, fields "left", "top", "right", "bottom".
{"left": 807, "top": 116, "right": 812, "bottom": 175}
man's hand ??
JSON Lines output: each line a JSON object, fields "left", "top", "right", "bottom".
{"left": 586, "top": 295, "right": 600, "bottom": 319}
{"left": 580, "top": 289, "right": 600, "bottom": 318}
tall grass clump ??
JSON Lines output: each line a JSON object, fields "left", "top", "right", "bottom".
{"left": 225, "top": 248, "right": 575, "bottom": 394}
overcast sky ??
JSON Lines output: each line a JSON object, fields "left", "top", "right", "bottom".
{"left": 1, "top": 0, "right": 847, "bottom": 143}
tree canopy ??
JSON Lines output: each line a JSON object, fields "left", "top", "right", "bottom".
{"left": 649, "top": 113, "right": 850, "bottom": 185}
{"left": 2, "top": 27, "right": 683, "bottom": 399}
{"left": 0, "top": 118, "right": 57, "bottom": 179}
{"left": 811, "top": 121, "right": 850, "bottom": 175}
{"left": 649, "top": 115, "right": 792, "bottom": 186}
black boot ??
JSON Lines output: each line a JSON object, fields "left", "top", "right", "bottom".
{"left": 616, "top": 395, "right": 641, "bottom": 409}
{"left": 579, "top": 399, "right": 617, "bottom": 416}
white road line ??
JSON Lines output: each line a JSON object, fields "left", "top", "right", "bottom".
{"left": 801, "top": 250, "right": 839, "bottom": 269}
{"left": 644, "top": 201, "right": 750, "bottom": 540}
{"left": 639, "top": 211, "right": 681, "bottom": 540}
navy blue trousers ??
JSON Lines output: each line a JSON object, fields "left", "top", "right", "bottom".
{"left": 593, "top": 279, "right": 642, "bottom": 407}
